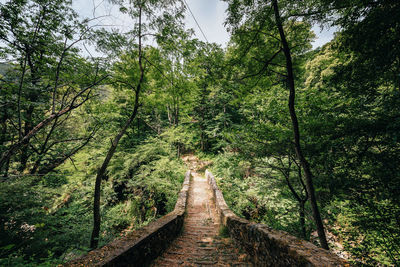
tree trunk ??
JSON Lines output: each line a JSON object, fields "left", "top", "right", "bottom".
{"left": 1, "top": 107, "right": 8, "bottom": 147}
{"left": 1, "top": 108, "right": 8, "bottom": 177}
{"left": 299, "top": 200, "right": 307, "bottom": 239}
{"left": 89, "top": 108, "right": 139, "bottom": 248}
{"left": 90, "top": 3, "right": 144, "bottom": 249}
{"left": 175, "top": 97, "right": 179, "bottom": 126}
{"left": 282, "top": 158, "right": 308, "bottom": 241}
{"left": 19, "top": 105, "right": 34, "bottom": 172}
{"left": 167, "top": 105, "right": 173, "bottom": 125}
{"left": 272, "top": 0, "right": 329, "bottom": 250}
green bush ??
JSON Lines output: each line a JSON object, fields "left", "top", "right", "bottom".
{"left": 0, "top": 133, "right": 186, "bottom": 265}
{"left": 211, "top": 152, "right": 300, "bottom": 233}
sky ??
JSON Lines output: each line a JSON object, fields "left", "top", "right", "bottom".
{"left": 70, "top": 0, "right": 335, "bottom": 50}
{"left": 0, "top": 0, "right": 335, "bottom": 49}
{"left": 183, "top": 0, "right": 230, "bottom": 46}
{"left": 182, "top": 0, "right": 337, "bottom": 48}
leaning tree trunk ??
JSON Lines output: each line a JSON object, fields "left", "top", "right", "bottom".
{"left": 89, "top": 102, "right": 140, "bottom": 248}
{"left": 89, "top": 3, "right": 144, "bottom": 249}
{"left": 272, "top": 0, "right": 329, "bottom": 250}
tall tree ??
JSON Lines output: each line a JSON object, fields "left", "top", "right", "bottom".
{"left": 89, "top": 0, "right": 185, "bottom": 248}
{"left": 0, "top": 0, "right": 106, "bottom": 175}
{"left": 271, "top": 0, "right": 328, "bottom": 249}
{"left": 223, "top": 0, "right": 329, "bottom": 249}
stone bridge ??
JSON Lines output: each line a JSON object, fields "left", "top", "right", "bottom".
{"left": 66, "top": 158, "right": 348, "bottom": 266}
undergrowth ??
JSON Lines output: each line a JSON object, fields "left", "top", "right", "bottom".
{"left": 0, "top": 135, "right": 185, "bottom": 266}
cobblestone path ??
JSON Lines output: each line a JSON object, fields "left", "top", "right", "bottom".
{"left": 151, "top": 157, "right": 253, "bottom": 267}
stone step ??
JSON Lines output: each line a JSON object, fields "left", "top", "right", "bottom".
{"left": 231, "top": 263, "right": 254, "bottom": 267}
{"left": 154, "top": 257, "right": 184, "bottom": 265}
{"left": 186, "top": 211, "right": 206, "bottom": 218}
{"left": 187, "top": 217, "right": 212, "bottom": 220}
{"left": 184, "top": 222, "right": 215, "bottom": 225}
{"left": 176, "top": 236, "right": 216, "bottom": 243}
{"left": 181, "top": 232, "right": 216, "bottom": 238}
{"left": 192, "top": 260, "right": 218, "bottom": 265}
{"left": 186, "top": 219, "right": 219, "bottom": 223}
{"left": 184, "top": 228, "right": 219, "bottom": 233}
{"left": 219, "top": 255, "right": 239, "bottom": 261}
{"left": 196, "top": 246, "right": 216, "bottom": 251}
{"left": 173, "top": 240, "right": 205, "bottom": 248}
{"left": 192, "top": 256, "right": 219, "bottom": 261}
{"left": 196, "top": 241, "right": 215, "bottom": 246}
{"left": 184, "top": 225, "right": 216, "bottom": 230}
{"left": 187, "top": 231, "right": 216, "bottom": 236}
{"left": 190, "top": 254, "right": 217, "bottom": 261}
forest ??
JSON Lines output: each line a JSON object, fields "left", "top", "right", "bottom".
{"left": 0, "top": 0, "right": 399, "bottom": 265}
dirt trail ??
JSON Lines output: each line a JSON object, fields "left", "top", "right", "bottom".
{"left": 151, "top": 155, "right": 252, "bottom": 266}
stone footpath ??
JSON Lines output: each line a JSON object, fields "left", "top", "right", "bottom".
{"left": 151, "top": 169, "right": 253, "bottom": 267}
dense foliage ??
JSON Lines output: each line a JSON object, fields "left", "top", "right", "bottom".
{"left": 0, "top": 0, "right": 399, "bottom": 265}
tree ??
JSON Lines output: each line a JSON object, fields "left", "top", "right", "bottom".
{"left": 89, "top": 0, "right": 185, "bottom": 248}
{"left": 271, "top": 0, "right": 329, "bottom": 249}
{"left": 301, "top": 35, "right": 400, "bottom": 264}
{"left": 0, "top": 0, "right": 106, "bottom": 175}
{"left": 188, "top": 42, "right": 226, "bottom": 152}
{"left": 223, "top": 0, "right": 329, "bottom": 249}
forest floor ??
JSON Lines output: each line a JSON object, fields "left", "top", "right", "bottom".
{"left": 151, "top": 155, "right": 253, "bottom": 266}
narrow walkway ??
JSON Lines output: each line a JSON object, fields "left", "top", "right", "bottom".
{"left": 151, "top": 160, "right": 253, "bottom": 266}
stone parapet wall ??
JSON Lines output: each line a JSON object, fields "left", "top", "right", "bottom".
{"left": 205, "top": 170, "right": 349, "bottom": 267}
{"left": 65, "top": 170, "right": 191, "bottom": 267}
